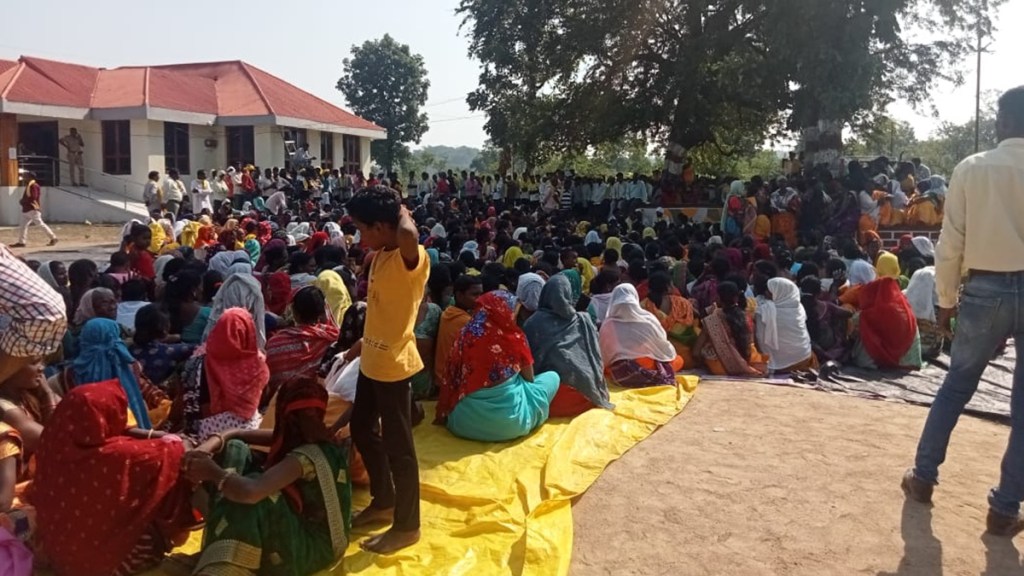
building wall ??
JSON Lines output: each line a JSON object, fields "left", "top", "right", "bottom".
{"left": 332, "top": 133, "right": 344, "bottom": 170}
{"left": 360, "top": 137, "right": 372, "bottom": 176}
{"left": 189, "top": 124, "right": 225, "bottom": 177}
{"left": 0, "top": 186, "right": 19, "bottom": 226}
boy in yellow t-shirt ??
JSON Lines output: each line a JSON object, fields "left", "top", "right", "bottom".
{"left": 346, "top": 187, "right": 427, "bottom": 554}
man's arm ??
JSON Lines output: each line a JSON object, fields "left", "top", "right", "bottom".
{"left": 934, "top": 164, "right": 968, "bottom": 310}
{"left": 398, "top": 204, "right": 420, "bottom": 269}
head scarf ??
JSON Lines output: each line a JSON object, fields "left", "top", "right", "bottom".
{"left": 179, "top": 220, "right": 201, "bottom": 248}
{"left": 755, "top": 277, "right": 812, "bottom": 371}
{"left": 598, "top": 284, "right": 677, "bottom": 366}
{"left": 241, "top": 238, "right": 261, "bottom": 266}
{"left": 430, "top": 223, "right": 447, "bottom": 239}
{"left": 265, "top": 379, "right": 331, "bottom": 512}
{"left": 642, "top": 227, "right": 656, "bottom": 240}
{"left": 875, "top": 251, "right": 902, "bottom": 280}
{"left": 195, "top": 225, "right": 216, "bottom": 249}
{"left": 502, "top": 246, "right": 524, "bottom": 269}
{"left": 859, "top": 278, "right": 919, "bottom": 369}
{"left": 148, "top": 221, "right": 167, "bottom": 253}
{"left": 204, "top": 308, "right": 270, "bottom": 421}
{"left": 708, "top": 236, "right": 724, "bottom": 246}
{"left": 210, "top": 250, "right": 253, "bottom": 277}
{"left": 585, "top": 230, "right": 601, "bottom": 246}
{"left": 753, "top": 243, "right": 772, "bottom": 261}
{"left": 153, "top": 254, "right": 175, "bottom": 287}
{"left": 306, "top": 231, "right": 329, "bottom": 254}
{"left": 256, "top": 238, "right": 287, "bottom": 271}
{"left": 861, "top": 229, "right": 881, "bottom": 248}
{"left": 513, "top": 227, "right": 528, "bottom": 241}
{"left": 315, "top": 270, "right": 353, "bottom": 325}
{"left": 36, "top": 260, "right": 64, "bottom": 292}
{"left": 560, "top": 269, "right": 583, "bottom": 305}
{"left": 323, "top": 222, "right": 344, "bottom": 247}
{"left": 912, "top": 236, "right": 935, "bottom": 259}
{"left": 460, "top": 240, "right": 479, "bottom": 257}
{"left": 204, "top": 275, "right": 267, "bottom": 349}
{"left": 723, "top": 248, "right": 744, "bottom": 272}
{"left": 516, "top": 273, "right": 545, "bottom": 312}
{"left": 848, "top": 260, "right": 877, "bottom": 286}
{"left": 522, "top": 275, "right": 613, "bottom": 410}
{"left": 73, "top": 287, "right": 115, "bottom": 327}
{"left": 929, "top": 175, "right": 947, "bottom": 197}
{"left": 33, "top": 380, "right": 188, "bottom": 576}
{"left": 606, "top": 236, "right": 623, "bottom": 256}
{"left": 437, "top": 291, "right": 534, "bottom": 419}
{"left": 70, "top": 318, "right": 151, "bottom": 429}
{"left": 427, "top": 248, "right": 440, "bottom": 266}
{"left": 903, "top": 266, "right": 937, "bottom": 323}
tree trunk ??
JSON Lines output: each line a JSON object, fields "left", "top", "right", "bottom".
{"left": 800, "top": 120, "right": 843, "bottom": 175}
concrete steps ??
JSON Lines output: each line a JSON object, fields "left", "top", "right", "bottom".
{"left": 44, "top": 186, "right": 149, "bottom": 224}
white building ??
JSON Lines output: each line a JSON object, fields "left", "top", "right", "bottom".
{"left": 0, "top": 56, "right": 385, "bottom": 224}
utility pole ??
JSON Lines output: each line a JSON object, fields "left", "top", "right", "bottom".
{"left": 975, "top": 24, "right": 983, "bottom": 154}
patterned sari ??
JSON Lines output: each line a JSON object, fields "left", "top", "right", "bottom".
{"left": 195, "top": 382, "right": 352, "bottom": 576}
{"left": 642, "top": 294, "right": 699, "bottom": 366}
{"left": 699, "top": 309, "right": 765, "bottom": 376}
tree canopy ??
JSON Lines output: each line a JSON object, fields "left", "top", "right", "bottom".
{"left": 337, "top": 35, "right": 430, "bottom": 174}
{"left": 458, "top": 0, "right": 1002, "bottom": 172}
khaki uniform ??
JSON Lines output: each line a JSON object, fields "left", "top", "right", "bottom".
{"left": 60, "top": 133, "right": 85, "bottom": 185}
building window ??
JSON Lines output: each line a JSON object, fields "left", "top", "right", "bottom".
{"left": 163, "top": 122, "right": 190, "bottom": 174}
{"left": 343, "top": 135, "right": 361, "bottom": 175}
{"left": 101, "top": 120, "right": 131, "bottom": 175}
{"left": 320, "top": 132, "right": 334, "bottom": 170}
{"left": 226, "top": 126, "right": 254, "bottom": 169}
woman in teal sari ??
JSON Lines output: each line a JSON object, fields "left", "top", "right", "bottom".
{"left": 435, "top": 290, "right": 559, "bottom": 442}
{"left": 183, "top": 378, "right": 351, "bottom": 576}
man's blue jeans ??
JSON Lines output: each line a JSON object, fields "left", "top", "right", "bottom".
{"left": 913, "top": 272, "right": 1024, "bottom": 516}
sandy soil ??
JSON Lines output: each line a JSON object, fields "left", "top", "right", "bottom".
{"left": 0, "top": 223, "right": 124, "bottom": 254}
{"left": 572, "top": 381, "right": 1023, "bottom": 576}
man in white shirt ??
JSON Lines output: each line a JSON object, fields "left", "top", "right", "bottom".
{"left": 291, "top": 144, "right": 314, "bottom": 170}
{"left": 912, "top": 157, "right": 932, "bottom": 181}
{"left": 903, "top": 86, "right": 1024, "bottom": 536}
{"left": 266, "top": 189, "right": 288, "bottom": 216}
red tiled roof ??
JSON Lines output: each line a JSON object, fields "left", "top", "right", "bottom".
{"left": 0, "top": 55, "right": 382, "bottom": 132}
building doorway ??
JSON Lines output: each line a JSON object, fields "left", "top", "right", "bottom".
{"left": 17, "top": 121, "right": 60, "bottom": 185}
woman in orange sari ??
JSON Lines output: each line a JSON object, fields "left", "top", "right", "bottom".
{"left": 695, "top": 282, "right": 766, "bottom": 376}
{"left": 641, "top": 271, "right": 699, "bottom": 367}
{"left": 769, "top": 183, "right": 799, "bottom": 249}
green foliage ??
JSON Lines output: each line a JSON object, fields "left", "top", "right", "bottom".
{"left": 337, "top": 35, "right": 430, "bottom": 173}
{"left": 458, "top": 0, "right": 1002, "bottom": 168}
{"left": 846, "top": 118, "right": 920, "bottom": 159}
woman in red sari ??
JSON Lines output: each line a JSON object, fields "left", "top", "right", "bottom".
{"left": 265, "top": 286, "right": 340, "bottom": 399}
{"left": 32, "top": 380, "right": 194, "bottom": 576}
{"left": 851, "top": 277, "right": 923, "bottom": 370}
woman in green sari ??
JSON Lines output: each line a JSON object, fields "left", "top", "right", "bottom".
{"left": 183, "top": 378, "right": 352, "bottom": 576}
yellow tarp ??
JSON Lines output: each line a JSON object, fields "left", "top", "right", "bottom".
{"left": 147, "top": 378, "right": 698, "bottom": 576}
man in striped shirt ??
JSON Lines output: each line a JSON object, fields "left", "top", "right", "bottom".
{"left": 0, "top": 244, "right": 67, "bottom": 384}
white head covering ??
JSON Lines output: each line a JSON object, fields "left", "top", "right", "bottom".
{"left": 153, "top": 254, "right": 176, "bottom": 287}
{"left": 598, "top": 284, "right": 677, "bottom": 366}
{"left": 585, "top": 230, "right": 601, "bottom": 246}
{"left": 708, "top": 236, "right": 724, "bottom": 246}
{"left": 911, "top": 236, "right": 935, "bottom": 259}
{"left": 756, "top": 278, "right": 811, "bottom": 370}
{"left": 929, "top": 175, "right": 947, "bottom": 197}
{"left": 460, "top": 241, "right": 479, "bottom": 257}
{"left": 203, "top": 274, "right": 267, "bottom": 349}
{"left": 209, "top": 250, "right": 253, "bottom": 276}
{"left": 430, "top": 222, "right": 447, "bottom": 239}
{"left": 903, "top": 266, "right": 937, "bottom": 322}
{"left": 324, "top": 222, "right": 345, "bottom": 247}
{"left": 729, "top": 180, "right": 745, "bottom": 198}
{"left": 36, "top": 261, "right": 63, "bottom": 292}
{"left": 513, "top": 227, "right": 529, "bottom": 241}
{"left": 848, "top": 259, "right": 877, "bottom": 286}
{"left": 172, "top": 220, "right": 187, "bottom": 241}
{"left": 73, "top": 287, "right": 115, "bottom": 327}
{"left": 516, "top": 273, "right": 545, "bottom": 312}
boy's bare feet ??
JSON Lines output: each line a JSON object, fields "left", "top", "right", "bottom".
{"left": 352, "top": 505, "right": 394, "bottom": 528}
{"left": 360, "top": 528, "right": 421, "bottom": 554}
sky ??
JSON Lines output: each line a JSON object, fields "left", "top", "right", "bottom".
{"left": 2, "top": 0, "right": 1022, "bottom": 151}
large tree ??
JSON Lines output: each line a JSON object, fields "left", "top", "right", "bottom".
{"left": 458, "top": 0, "right": 1001, "bottom": 180}
{"left": 337, "top": 35, "right": 430, "bottom": 174}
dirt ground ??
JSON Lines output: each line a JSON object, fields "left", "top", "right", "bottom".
{"left": 572, "top": 380, "right": 1023, "bottom": 576}
{"left": 0, "top": 223, "right": 124, "bottom": 254}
